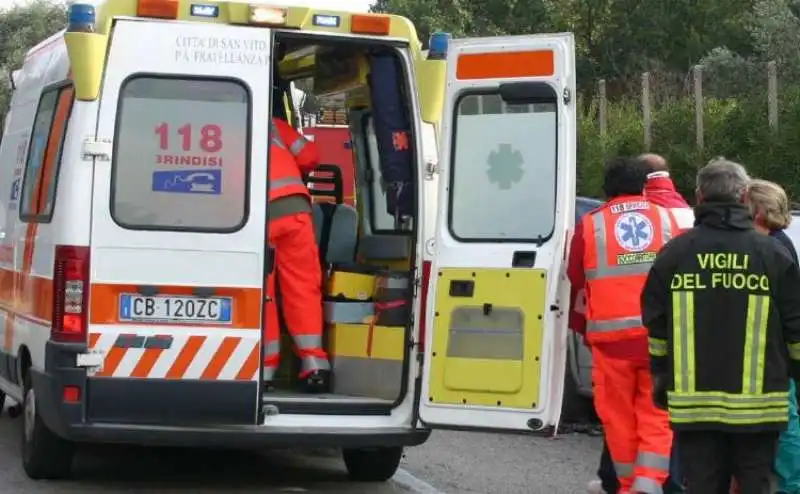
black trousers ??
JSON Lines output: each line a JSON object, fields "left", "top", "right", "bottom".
{"left": 676, "top": 430, "right": 778, "bottom": 494}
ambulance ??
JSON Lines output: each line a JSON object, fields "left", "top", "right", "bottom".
{"left": 0, "top": 0, "right": 577, "bottom": 482}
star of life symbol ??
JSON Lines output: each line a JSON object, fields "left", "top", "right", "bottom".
{"left": 487, "top": 143, "right": 524, "bottom": 190}
{"left": 614, "top": 212, "right": 654, "bottom": 252}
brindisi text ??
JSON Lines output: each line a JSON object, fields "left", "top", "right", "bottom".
{"left": 155, "top": 122, "right": 224, "bottom": 167}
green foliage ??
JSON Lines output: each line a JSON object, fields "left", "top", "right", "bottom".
{"left": 0, "top": 0, "right": 67, "bottom": 122}
{"left": 578, "top": 89, "right": 800, "bottom": 201}
{"left": 376, "top": 0, "right": 757, "bottom": 84}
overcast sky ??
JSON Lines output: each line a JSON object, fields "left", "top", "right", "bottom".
{"left": 0, "top": 0, "right": 374, "bottom": 10}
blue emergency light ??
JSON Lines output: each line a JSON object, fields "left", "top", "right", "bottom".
{"left": 67, "top": 3, "right": 96, "bottom": 33}
{"left": 427, "top": 32, "right": 451, "bottom": 60}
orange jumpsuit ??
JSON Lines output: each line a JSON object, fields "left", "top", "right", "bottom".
{"left": 264, "top": 118, "right": 328, "bottom": 380}
{"left": 568, "top": 195, "right": 678, "bottom": 494}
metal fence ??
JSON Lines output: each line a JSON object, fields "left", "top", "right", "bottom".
{"left": 594, "top": 61, "right": 780, "bottom": 151}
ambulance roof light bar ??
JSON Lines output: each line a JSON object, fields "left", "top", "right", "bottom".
{"left": 137, "top": 0, "right": 179, "bottom": 19}
{"left": 249, "top": 5, "right": 288, "bottom": 26}
{"left": 427, "top": 32, "right": 451, "bottom": 60}
{"left": 350, "top": 13, "right": 390, "bottom": 36}
{"left": 66, "top": 3, "right": 96, "bottom": 33}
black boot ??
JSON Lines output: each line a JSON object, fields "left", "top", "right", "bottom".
{"left": 302, "top": 369, "right": 330, "bottom": 393}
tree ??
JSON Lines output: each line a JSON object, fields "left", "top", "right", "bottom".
{"left": 375, "top": 0, "right": 757, "bottom": 89}
{"left": 0, "top": 0, "right": 67, "bottom": 120}
{"left": 371, "top": 0, "right": 552, "bottom": 46}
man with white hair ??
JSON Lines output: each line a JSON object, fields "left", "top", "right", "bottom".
{"left": 641, "top": 158, "right": 800, "bottom": 493}
{"left": 638, "top": 153, "right": 694, "bottom": 231}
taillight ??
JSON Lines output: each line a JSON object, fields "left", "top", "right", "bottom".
{"left": 52, "top": 245, "right": 90, "bottom": 343}
{"left": 418, "top": 261, "right": 432, "bottom": 352}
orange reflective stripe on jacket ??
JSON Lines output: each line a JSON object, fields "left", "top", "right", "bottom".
{"left": 582, "top": 197, "right": 677, "bottom": 344}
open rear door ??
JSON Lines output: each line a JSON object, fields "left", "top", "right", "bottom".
{"left": 86, "top": 19, "right": 271, "bottom": 426}
{"left": 419, "top": 34, "right": 576, "bottom": 432}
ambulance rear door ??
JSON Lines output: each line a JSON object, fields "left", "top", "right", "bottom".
{"left": 419, "top": 34, "right": 576, "bottom": 432}
{"left": 86, "top": 19, "right": 271, "bottom": 426}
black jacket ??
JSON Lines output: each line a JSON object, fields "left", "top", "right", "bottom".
{"left": 771, "top": 229, "right": 798, "bottom": 264}
{"left": 642, "top": 202, "right": 800, "bottom": 432}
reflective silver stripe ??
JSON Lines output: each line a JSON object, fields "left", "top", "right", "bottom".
{"left": 294, "top": 334, "right": 323, "bottom": 349}
{"left": 289, "top": 138, "right": 307, "bottom": 156}
{"left": 668, "top": 408, "right": 788, "bottom": 423}
{"left": 648, "top": 337, "right": 668, "bottom": 357}
{"left": 636, "top": 451, "right": 670, "bottom": 471}
{"left": 585, "top": 205, "right": 673, "bottom": 280}
{"left": 301, "top": 355, "right": 331, "bottom": 372}
{"left": 271, "top": 120, "right": 287, "bottom": 149}
{"left": 655, "top": 206, "right": 674, "bottom": 243}
{"left": 263, "top": 365, "right": 276, "bottom": 380}
{"left": 789, "top": 341, "right": 800, "bottom": 360}
{"left": 263, "top": 340, "right": 280, "bottom": 357}
{"left": 271, "top": 136, "right": 286, "bottom": 149}
{"left": 269, "top": 195, "right": 311, "bottom": 220}
{"left": 743, "top": 294, "right": 770, "bottom": 395}
{"left": 587, "top": 316, "right": 642, "bottom": 333}
{"left": 674, "top": 290, "right": 695, "bottom": 392}
{"left": 614, "top": 462, "right": 634, "bottom": 477}
{"left": 272, "top": 176, "right": 305, "bottom": 190}
{"left": 667, "top": 391, "right": 788, "bottom": 406}
{"left": 324, "top": 301, "right": 375, "bottom": 324}
{"left": 631, "top": 476, "right": 663, "bottom": 494}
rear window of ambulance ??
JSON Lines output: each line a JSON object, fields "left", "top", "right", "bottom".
{"left": 111, "top": 76, "right": 250, "bottom": 232}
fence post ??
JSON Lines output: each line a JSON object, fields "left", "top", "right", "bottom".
{"left": 693, "top": 65, "right": 704, "bottom": 150}
{"left": 768, "top": 60, "right": 778, "bottom": 131}
{"left": 598, "top": 79, "right": 607, "bottom": 137}
{"left": 642, "top": 72, "right": 651, "bottom": 151}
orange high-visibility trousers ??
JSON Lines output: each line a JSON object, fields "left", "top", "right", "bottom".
{"left": 592, "top": 348, "right": 673, "bottom": 494}
{"left": 263, "top": 210, "right": 329, "bottom": 380}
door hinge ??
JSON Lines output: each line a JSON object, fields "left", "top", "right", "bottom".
{"left": 82, "top": 137, "right": 112, "bottom": 161}
{"left": 562, "top": 87, "right": 572, "bottom": 105}
{"left": 424, "top": 160, "right": 439, "bottom": 180}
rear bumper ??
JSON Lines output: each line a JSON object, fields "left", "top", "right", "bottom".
{"left": 32, "top": 368, "right": 430, "bottom": 448}
{"left": 32, "top": 340, "right": 430, "bottom": 449}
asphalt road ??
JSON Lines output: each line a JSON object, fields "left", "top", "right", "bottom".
{"left": 0, "top": 410, "right": 410, "bottom": 493}
{"left": 402, "top": 429, "right": 605, "bottom": 494}
{"left": 0, "top": 401, "right": 604, "bottom": 494}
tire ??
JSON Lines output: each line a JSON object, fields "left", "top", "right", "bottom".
{"left": 342, "top": 446, "right": 403, "bottom": 482}
{"left": 21, "top": 373, "right": 74, "bottom": 480}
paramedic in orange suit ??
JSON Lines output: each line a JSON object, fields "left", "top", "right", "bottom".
{"left": 273, "top": 117, "right": 320, "bottom": 171}
{"left": 568, "top": 157, "right": 676, "bottom": 494}
{"left": 264, "top": 117, "right": 329, "bottom": 391}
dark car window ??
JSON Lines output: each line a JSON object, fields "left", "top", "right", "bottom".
{"left": 575, "top": 197, "right": 603, "bottom": 223}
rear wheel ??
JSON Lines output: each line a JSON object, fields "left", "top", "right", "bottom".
{"left": 343, "top": 446, "right": 403, "bottom": 482}
{"left": 21, "top": 373, "right": 74, "bottom": 480}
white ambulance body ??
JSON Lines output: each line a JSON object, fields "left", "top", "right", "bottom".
{"left": 0, "top": 0, "right": 576, "bottom": 482}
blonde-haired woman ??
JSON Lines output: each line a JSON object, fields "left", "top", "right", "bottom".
{"left": 748, "top": 179, "right": 800, "bottom": 494}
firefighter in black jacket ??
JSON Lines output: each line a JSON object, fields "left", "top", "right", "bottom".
{"left": 641, "top": 158, "right": 800, "bottom": 494}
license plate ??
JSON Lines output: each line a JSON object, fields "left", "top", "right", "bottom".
{"left": 118, "top": 294, "right": 232, "bottom": 324}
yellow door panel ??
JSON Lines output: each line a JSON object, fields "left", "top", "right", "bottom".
{"left": 428, "top": 268, "right": 546, "bottom": 408}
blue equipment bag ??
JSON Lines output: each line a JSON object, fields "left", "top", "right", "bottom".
{"left": 367, "top": 55, "right": 414, "bottom": 218}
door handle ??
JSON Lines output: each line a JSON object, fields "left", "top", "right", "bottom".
{"left": 512, "top": 251, "right": 537, "bottom": 268}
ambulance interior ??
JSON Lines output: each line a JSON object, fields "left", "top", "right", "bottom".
{"left": 266, "top": 32, "right": 419, "bottom": 413}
